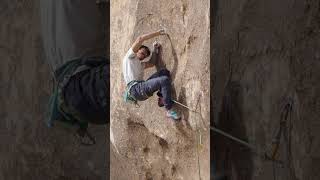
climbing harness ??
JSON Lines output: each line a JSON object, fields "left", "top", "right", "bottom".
{"left": 123, "top": 81, "right": 140, "bottom": 107}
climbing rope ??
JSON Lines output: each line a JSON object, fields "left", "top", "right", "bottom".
{"left": 172, "top": 100, "right": 197, "bottom": 112}
{"left": 172, "top": 97, "right": 203, "bottom": 180}
{"left": 210, "top": 126, "right": 255, "bottom": 150}
{"left": 173, "top": 97, "right": 286, "bottom": 180}
{"left": 194, "top": 96, "right": 202, "bottom": 180}
{"left": 174, "top": 95, "right": 298, "bottom": 180}
{"left": 210, "top": 125, "right": 284, "bottom": 165}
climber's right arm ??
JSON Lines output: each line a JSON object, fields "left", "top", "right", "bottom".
{"left": 131, "top": 29, "right": 166, "bottom": 53}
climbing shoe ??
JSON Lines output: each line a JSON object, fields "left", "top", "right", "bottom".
{"left": 166, "top": 109, "right": 181, "bottom": 121}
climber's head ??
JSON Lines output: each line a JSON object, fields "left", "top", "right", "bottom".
{"left": 137, "top": 45, "right": 151, "bottom": 60}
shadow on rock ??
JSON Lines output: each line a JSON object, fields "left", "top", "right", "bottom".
{"left": 165, "top": 34, "right": 179, "bottom": 81}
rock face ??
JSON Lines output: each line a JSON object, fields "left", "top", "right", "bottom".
{"left": 0, "top": 1, "right": 107, "bottom": 179}
{"left": 110, "top": 0, "right": 210, "bottom": 179}
{"left": 212, "top": 0, "right": 320, "bottom": 179}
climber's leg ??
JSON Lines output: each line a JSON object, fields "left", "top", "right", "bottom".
{"left": 147, "top": 69, "right": 171, "bottom": 98}
{"left": 130, "top": 75, "right": 180, "bottom": 120}
{"left": 130, "top": 76, "right": 171, "bottom": 102}
{"left": 146, "top": 69, "right": 171, "bottom": 81}
{"left": 63, "top": 57, "right": 109, "bottom": 125}
{"left": 145, "top": 69, "right": 169, "bottom": 107}
{"left": 130, "top": 76, "right": 172, "bottom": 108}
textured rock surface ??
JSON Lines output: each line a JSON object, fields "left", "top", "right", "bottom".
{"left": 0, "top": 1, "right": 107, "bottom": 179}
{"left": 212, "top": 0, "right": 320, "bottom": 179}
{"left": 110, "top": 0, "right": 210, "bottom": 179}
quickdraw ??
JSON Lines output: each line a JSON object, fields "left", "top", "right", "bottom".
{"left": 268, "top": 99, "right": 296, "bottom": 180}
{"left": 270, "top": 102, "right": 292, "bottom": 160}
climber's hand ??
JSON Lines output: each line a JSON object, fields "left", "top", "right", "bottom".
{"left": 153, "top": 41, "right": 161, "bottom": 48}
{"left": 132, "top": 30, "right": 165, "bottom": 53}
{"left": 153, "top": 41, "right": 161, "bottom": 54}
{"left": 158, "top": 28, "right": 167, "bottom": 35}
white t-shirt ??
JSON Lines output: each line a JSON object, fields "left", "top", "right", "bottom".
{"left": 122, "top": 48, "right": 144, "bottom": 85}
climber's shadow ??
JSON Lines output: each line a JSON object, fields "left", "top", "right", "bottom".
{"left": 212, "top": 81, "right": 254, "bottom": 179}
{"left": 165, "top": 35, "right": 192, "bottom": 133}
{"left": 165, "top": 34, "right": 179, "bottom": 115}
{"left": 165, "top": 34, "right": 179, "bottom": 81}
{"left": 149, "top": 34, "right": 178, "bottom": 74}
{"left": 150, "top": 39, "right": 191, "bottom": 135}
{"left": 150, "top": 35, "right": 179, "bottom": 111}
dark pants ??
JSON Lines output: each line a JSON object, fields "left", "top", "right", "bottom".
{"left": 63, "top": 57, "right": 109, "bottom": 124}
{"left": 130, "top": 69, "right": 173, "bottom": 110}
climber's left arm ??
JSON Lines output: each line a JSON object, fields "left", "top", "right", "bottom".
{"left": 131, "top": 29, "right": 166, "bottom": 53}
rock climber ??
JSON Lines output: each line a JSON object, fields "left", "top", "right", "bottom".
{"left": 123, "top": 29, "right": 181, "bottom": 120}
{"left": 40, "top": 0, "right": 109, "bottom": 143}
